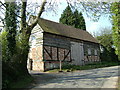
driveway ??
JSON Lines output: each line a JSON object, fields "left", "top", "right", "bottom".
{"left": 28, "top": 66, "right": 120, "bottom": 89}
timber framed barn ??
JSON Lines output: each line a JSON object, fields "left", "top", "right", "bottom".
{"left": 27, "top": 17, "right": 100, "bottom": 71}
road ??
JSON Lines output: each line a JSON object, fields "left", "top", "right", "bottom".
{"left": 28, "top": 66, "right": 119, "bottom": 89}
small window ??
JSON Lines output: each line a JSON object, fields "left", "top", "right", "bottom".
{"left": 88, "top": 48, "right": 91, "bottom": 55}
{"left": 94, "top": 49, "right": 97, "bottom": 55}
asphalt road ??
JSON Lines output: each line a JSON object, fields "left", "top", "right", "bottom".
{"left": 28, "top": 66, "right": 120, "bottom": 89}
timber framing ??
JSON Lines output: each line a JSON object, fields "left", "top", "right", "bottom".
{"left": 27, "top": 18, "right": 100, "bottom": 71}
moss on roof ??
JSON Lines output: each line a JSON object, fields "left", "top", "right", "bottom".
{"left": 38, "top": 18, "right": 99, "bottom": 44}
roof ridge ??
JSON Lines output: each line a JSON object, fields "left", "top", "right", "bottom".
{"left": 40, "top": 18, "right": 86, "bottom": 31}
{"left": 38, "top": 18, "right": 99, "bottom": 44}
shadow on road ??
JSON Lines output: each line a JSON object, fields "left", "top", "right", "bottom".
{"left": 27, "top": 66, "right": 119, "bottom": 89}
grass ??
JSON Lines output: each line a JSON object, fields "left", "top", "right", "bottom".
{"left": 8, "top": 61, "right": 119, "bottom": 88}
{"left": 10, "top": 75, "right": 34, "bottom": 88}
{"left": 47, "top": 61, "right": 120, "bottom": 73}
{"left": 118, "top": 77, "right": 120, "bottom": 90}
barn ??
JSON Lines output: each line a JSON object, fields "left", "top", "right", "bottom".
{"left": 27, "top": 17, "right": 100, "bottom": 71}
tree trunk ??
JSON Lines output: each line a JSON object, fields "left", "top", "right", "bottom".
{"left": 21, "top": 1, "right": 27, "bottom": 32}
{"left": 18, "top": 0, "right": 47, "bottom": 74}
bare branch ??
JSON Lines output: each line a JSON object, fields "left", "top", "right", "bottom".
{"left": 26, "top": 0, "right": 47, "bottom": 36}
{"left": 74, "top": 2, "right": 111, "bottom": 21}
{"left": 28, "top": 0, "right": 47, "bottom": 30}
{"left": 0, "top": 1, "right": 6, "bottom": 8}
{"left": 0, "top": 25, "right": 4, "bottom": 27}
{"left": 21, "top": 1, "right": 27, "bottom": 31}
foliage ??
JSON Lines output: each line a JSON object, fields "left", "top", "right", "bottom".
{"left": 1, "top": 1, "right": 29, "bottom": 88}
{"left": 73, "top": 10, "right": 86, "bottom": 30}
{"left": 47, "top": 61, "right": 120, "bottom": 73}
{"left": 0, "top": 31, "right": 31, "bottom": 88}
{"left": 97, "top": 33, "right": 112, "bottom": 50}
{"left": 0, "top": 0, "right": 115, "bottom": 88}
{"left": 0, "top": 31, "right": 8, "bottom": 62}
{"left": 0, "top": 0, "right": 48, "bottom": 88}
{"left": 97, "top": 31, "right": 118, "bottom": 61}
{"left": 9, "top": 74, "right": 33, "bottom": 88}
{"left": 111, "top": 2, "right": 120, "bottom": 60}
{"left": 2, "top": 61, "right": 18, "bottom": 89}
{"left": 5, "top": 2, "right": 17, "bottom": 62}
{"left": 63, "top": 61, "right": 119, "bottom": 70}
{"left": 59, "top": 5, "right": 74, "bottom": 26}
{"left": 59, "top": 5, "right": 86, "bottom": 30}
{"left": 2, "top": 61, "right": 33, "bottom": 88}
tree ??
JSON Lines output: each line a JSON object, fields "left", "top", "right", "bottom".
{"left": 72, "top": 2, "right": 120, "bottom": 59}
{"left": 59, "top": 5, "right": 74, "bottom": 26}
{"left": 73, "top": 9, "right": 86, "bottom": 30}
{"left": 1, "top": 2, "right": 20, "bottom": 88}
{"left": 5, "top": 2, "right": 17, "bottom": 62}
{"left": 0, "top": 0, "right": 118, "bottom": 88}
{"left": 111, "top": 2, "right": 120, "bottom": 60}
{"left": 0, "top": 0, "right": 47, "bottom": 88}
{"left": 0, "top": 31, "right": 8, "bottom": 62}
{"left": 70, "top": 1, "right": 119, "bottom": 59}
{"left": 59, "top": 5, "right": 86, "bottom": 30}
{"left": 72, "top": 2, "right": 111, "bottom": 21}
{"left": 96, "top": 28, "right": 118, "bottom": 62}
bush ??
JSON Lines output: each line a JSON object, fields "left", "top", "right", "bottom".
{"left": 100, "top": 47, "right": 118, "bottom": 62}
{"left": 2, "top": 61, "right": 18, "bottom": 88}
{"left": 62, "top": 61, "right": 120, "bottom": 72}
{"left": 2, "top": 61, "right": 32, "bottom": 89}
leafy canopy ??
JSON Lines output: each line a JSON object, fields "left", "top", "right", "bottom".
{"left": 111, "top": 2, "right": 120, "bottom": 60}
{"left": 97, "top": 29, "right": 118, "bottom": 61}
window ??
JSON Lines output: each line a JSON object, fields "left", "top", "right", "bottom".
{"left": 88, "top": 48, "right": 91, "bottom": 55}
{"left": 94, "top": 49, "right": 97, "bottom": 55}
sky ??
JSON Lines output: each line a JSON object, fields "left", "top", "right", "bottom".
{"left": 0, "top": 0, "right": 112, "bottom": 35}
{"left": 41, "top": 1, "right": 112, "bottom": 36}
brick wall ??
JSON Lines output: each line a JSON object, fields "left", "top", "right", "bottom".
{"left": 28, "top": 46, "right": 44, "bottom": 71}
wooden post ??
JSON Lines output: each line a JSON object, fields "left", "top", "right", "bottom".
{"left": 59, "top": 59, "right": 63, "bottom": 72}
{"left": 60, "top": 60, "right": 62, "bottom": 71}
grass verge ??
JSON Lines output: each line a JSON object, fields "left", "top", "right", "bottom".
{"left": 118, "top": 77, "right": 120, "bottom": 90}
{"left": 47, "top": 61, "right": 120, "bottom": 73}
{"left": 10, "top": 75, "right": 34, "bottom": 88}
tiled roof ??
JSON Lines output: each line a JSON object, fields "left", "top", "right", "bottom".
{"left": 38, "top": 18, "right": 99, "bottom": 44}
